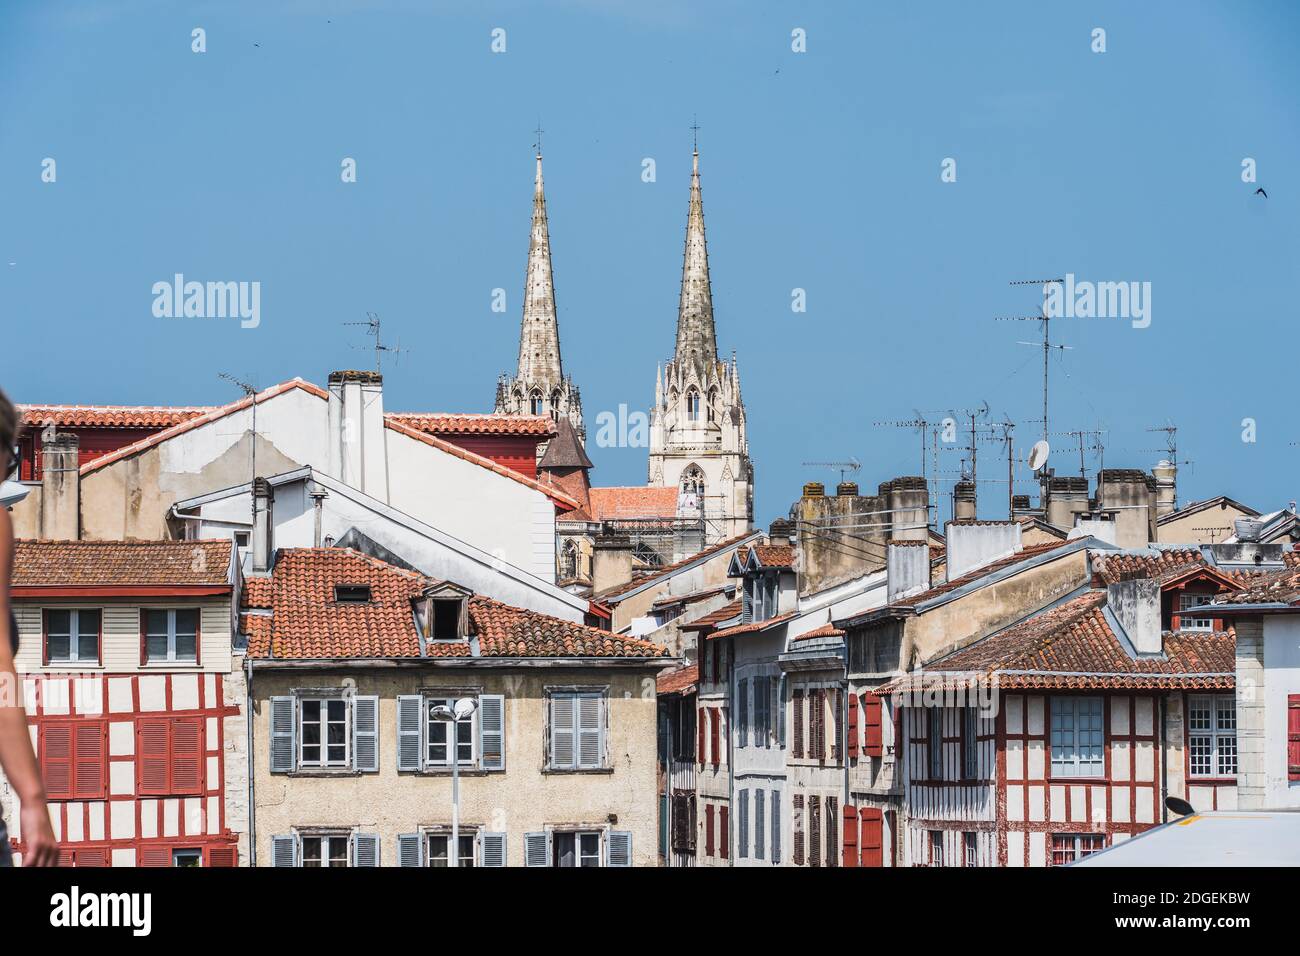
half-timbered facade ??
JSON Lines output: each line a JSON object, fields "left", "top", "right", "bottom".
{"left": 0, "top": 539, "right": 244, "bottom": 867}
{"left": 657, "top": 663, "right": 698, "bottom": 867}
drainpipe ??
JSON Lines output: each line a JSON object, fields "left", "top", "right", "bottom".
{"left": 245, "top": 655, "right": 257, "bottom": 867}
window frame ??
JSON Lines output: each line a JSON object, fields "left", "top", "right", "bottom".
{"left": 43, "top": 607, "right": 102, "bottom": 666}
{"left": 1049, "top": 696, "right": 1105, "bottom": 779}
{"left": 1178, "top": 592, "right": 1215, "bottom": 631}
{"left": 298, "top": 695, "right": 351, "bottom": 769}
{"left": 1050, "top": 832, "right": 1104, "bottom": 865}
{"left": 425, "top": 696, "right": 477, "bottom": 768}
{"left": 426, "top": 829, "right": 478, "bottom": 868}
{"left": 141, "top": 607, "right": 201, "bottom": 665}
{"left": 963, "top": 831, "right": 978, "bottom": 868}
{"left": 1187, "top": 693, "right": 1237, "bottom": 778}
{"left": 300, "top": 831, "right": 353, "bottom": 868}
{"left": 929, "top": 830, "right": 944, "bottom": 868}
{"left": 546, "top": 687, "right": 608, "bottom": 772}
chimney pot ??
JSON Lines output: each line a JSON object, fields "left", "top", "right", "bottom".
{"left": 836, "top": 481, "right": 859, "bottom": 497}
{"left": 802, "top": 482, "right": 825, "bottom": 498}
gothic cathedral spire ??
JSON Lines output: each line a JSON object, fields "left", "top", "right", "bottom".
{"left": 496, "top": 148, "right": 585, "bottom": 445}
{"left": 674, "top": 149, "right": 718, "bottom": 381}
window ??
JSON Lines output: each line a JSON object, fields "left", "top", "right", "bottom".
{"left": 964, "top": 832, "right": 978, "bottom": 867}
{"left": 333, "top": 584, "right": 371, "bottom": 604}
{"left": 549, "top": 691, "right": 604, "bottom": 770}
{"left": 554, "top": 831, "right": 601, "bottom": 868}
{"left": 530, "top": 392, "right": 543, "bottom": 415}
{"left": 929, "top": 830, "right": 944, "bottom": 867}
{"left": 428, "top": 833, "right": 476, "bottom": 868}
{"left": 1050, "top": 696, "right": 1104, "bottom": 778}
{"left": 300, "top": 698, "right": 349, "bottom": 768}
{"left": 686, "top": 388, "right": 700, "bottom": 421}
{"left": 679, "top": 466, "right": 705, "bottom": 513}
{"left": 137, "top": 716, "right": 204, "bottom": 795}
{"left": 1051, "top": 833, "right": 1104, "bottom": 865}
{"left": 301, "top": 834, "right": 350, "bottom": 868}
{"left": 671, "top": 791, "right": 696, "bottom": 853}
{"left": 746, "top": 574, "right": 780, "bottom": 623}
{"left": 559, "top": 540, "right": 579, "bottom": 580}
{"left": 927, "top": 710, "right": 942, "bottom": 779}
{"left": 233, "top": 531, "right": 250, "bottom": 549}
{"left": 1179, "top": 592, "right": 1215, "bottom": 631}
{"left": 1188, "top": 695, "right": 1237, "bottom": 777}
{"left": 143, "top": 608, "right": 199, "bottom": 663}
{"left": 962, "top": 707, "right": 979, "bottom": 779}
{"left": 431, "top": 598, "right": 464, "bottom": 641}
{"left": 427, "top": 697, "right": 475, "bottom": 767}
{"left": 44, "top": 609, "right": 101, "bottom": 664}
{"left": 172, "top": 848, "right": 202, "bottom": 868}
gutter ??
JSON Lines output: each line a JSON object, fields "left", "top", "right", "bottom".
{"left": 248, "top": 655, "right": 680, "bottom": 670}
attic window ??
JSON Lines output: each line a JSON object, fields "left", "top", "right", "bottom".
{"left": 334, "top": 584, "right": 372, "bottom": 604}
{"left": 432, "top": 597, "right": 466, "bottom": 641}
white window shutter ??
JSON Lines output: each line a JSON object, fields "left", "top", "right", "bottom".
{"left": 398, "top": 832, "right": 423, "bottom": 867}
{"left": 271, "top": 833, "right": 297, "bottom": 867}
{"left": 352, "top": 695, "right": 380, "bottom": 772}
{"left": 551, "top": 695, "right": 576, "bottom": 769}
{"left": 479, "top": 832, "right": 506, "bottom": 867}
{"left": 607, "top": 830, "right": 632, "bottom": 867}
{"left": 352, "top": 832, "right": 380, "bottom": 867}
{"left": 479, "top": 694, "right": 505, "bottom": 770}
{"left": 578, "top": 694, "right": 603, "bottom": 769}
{"left": 397, "top": 695, "right": 423, "bottom": 772}
{"left": 270, "top": 696, "right": 296, "bottom": 773}
{"left": 524, "top": 831, "right": 550, "bottom": 867}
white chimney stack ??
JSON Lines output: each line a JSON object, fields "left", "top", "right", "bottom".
{"left": 327, "top": 370, "right": 389, "bottom": 502}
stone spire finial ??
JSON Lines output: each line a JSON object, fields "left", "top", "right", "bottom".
{"left": 515, "top": 150, "right": 562, "bottom": 387}
{"left": 673, "top": 147, "right": 717, "bottom": 380}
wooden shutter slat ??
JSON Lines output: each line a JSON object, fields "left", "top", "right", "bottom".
{"left": 863, "top": 692, "right": 884, "bottom": 757}
{"left": 42, "top": 723, "right": 74, "bottom": 798}
{"left": 1288, "top": 695, "right": 1300, "bottom": 781}
{"left": 137, "top": 718, "right": 171, "bottom": 795}
{"left": 73, "top": 721, "right": 106, "bottom": 799}
{"left": 860, "top": 807, "right": 883, "bottom": 867}
{"left": 843, "top": 804, "right": 859, "bottom": 867}
{"left": 170, "top": 717, "right": 204, "bottom": 794}
{"left": 847, "top": 692, "right": 860, "bottom": 760}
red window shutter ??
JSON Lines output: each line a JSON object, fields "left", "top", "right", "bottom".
{"left": 792, "top": 794, "right": 804, "bottom": 865}
{"left": 792, "top": 689, "right": 805, "bottom": 758}
{"left": 1288, "top": 695, "right": 1300, "bottom": 782}
{"left": 813, "top": 690, "right": 825, "bottom": 763}
{"left": 140, "top": 846, "right": 171, "bottom": 867}
{"left": 698, "top": 708, "right": 707, "bottom": 768}
{"left": 41, "top": 724, "right": 74, "bottom": 798}
{"left": 847, "top": 693, "right": 860, "bottom": 760}
{"left": 860, "top": 807, "right": 883, "bottom": 867}
{"left": 842, "top": 805, "right": 859, "bottom": 867}
{"left": 58, "top": 847, "right": 74, "bottom": 867}
{"left": 170, "top": 717, "right": 204, "bottom": 794}
{"left": 705, "top": 804, "right": 715, "bottom": 857}
{"left": 73, "top": 722, "right": 106, "bottom": 799}
{"left": 138, "top": 718, "right": 171, "bottom": 795}
{"left": 77, "top": 847, "right": 109, "bottom": 867}
{"left": 809, "top": 797, "right": 821, "bottom": 867}
{"left": 207, "top": 846, "right": 238, "bottom": 868}
{"left": 863, "top": 692, "right": 884, "bottom": 757}
{"left": 720, "top": 807, "right": 729, "bottom": 860}
{"left": 711, "top": 708, "right": 721, "bottom": 769}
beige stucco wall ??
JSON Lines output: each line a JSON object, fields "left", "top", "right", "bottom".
{"left": 8, "top": 485, "right": 41, "bottom": 539}
{"left": 248, "top": 664, "right": 661, "bottom": 866}
{"left": 610, "top": 546, "right": 742, "bottom": 634}
{"left": 1157, "top": 505, "right": 1253, "bottom": 545}
{"left": 905, "top": 549, "right": 1090, "bottom": 667}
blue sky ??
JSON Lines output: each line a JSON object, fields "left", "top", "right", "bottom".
{"left": 2, "top": 0, "right": 1297, "bottom": 527}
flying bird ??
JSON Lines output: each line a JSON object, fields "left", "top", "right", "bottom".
{"left": 1255, "top": 187, "right": 1268, "bottom": 198}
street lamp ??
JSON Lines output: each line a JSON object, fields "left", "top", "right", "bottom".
{"left": 429, "top": 697, "right": 478, "bottom": 867}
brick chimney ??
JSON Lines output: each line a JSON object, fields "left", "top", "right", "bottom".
{"left": 327, "top": 370, "right": 389, "bottom": 502}
{"left": 39, "top": 429, "right": 80, "bottom": 540}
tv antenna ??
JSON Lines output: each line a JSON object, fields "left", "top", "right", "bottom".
{"left": 344, "top": 312, "right": 409, "bottom": 373}
{"left": 1050, "top": 428, "right": 1107, "bottom": 478}
{"left": 997, "top": 278, "right": 1071, "bottom": 444}
{"left": 872, "top": 411, "right": 937, "bottom": 480}
{"left": 802, "top": 458, "right": 862, "bottom": 485}
{"left": 218, "top": 372, "right": 260, "bottom": 519}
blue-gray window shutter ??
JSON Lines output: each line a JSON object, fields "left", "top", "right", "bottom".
{"left": 271, "top": 833, "right": 297, "bottom": 867}
{"left": 398, "top": 832, "right": 423, "bottom": 867}
{"left": 738, "top": 788, "right": 749, "bottom": 858}
{"left": 755, "top": 789, "right": 766, "bottom": 860}
{"left": 771, "top": 790, "right": 782, "bottom": 864}
{"left": 352, "top": 695, "right": 379, "bottom": 772}
{"left": 479, "top": 832, "right": 506, "bottom": 867}
{"left": 607, "top": 830, "right": 632, "bottom": 867}
{"left": 270, "top": 696, "right": 296, "bottom": 773}
{"left": 578, "top": 693, "right": 603, "bottom": 769}
{"left": 524, "top": 831, "right": 550, "bottom": 867}
{"left": 777, "top": 675, "right": 787, "bottom": 748}
{"left": 738, "top": 678, "right": 749, "bottom": 748}
{"left": 397, "top": 695, "right": 423, "bottom": 772}
{"left": 551, "top": 694, "right": 576, "bottom": 769}
{"left": 352, "top": 832, "right": 380, "bottom": 867}
{"left": 479, "top": 694, "right": 505, "bottom": 770}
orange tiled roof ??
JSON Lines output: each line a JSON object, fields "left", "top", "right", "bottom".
{"left": 794, "top": 623, "right": 845, "bottom": 641}
{"left": 242, "top": 576, "right": 273, "bottom": 609}
{"left": 746, "top": 544, "right": 795, "bottom": 568}
{"left": 246, "top": 547, "right": 668, "bottom": 660}
{"left": 588, "top": 486, "right": 679, "bottom": 521}
{"left": 1091, "top": 548, "right": 1207, "bottom": 586}
{"left": 657, "top": 663, "right": 699, "bottom": 696}
{"left": 1212, "top": 564, "right": 1300, "bottom": 606}
{"left": 708, "top": 610, "right": 798, "bottom": 642}
{"left": 19, "top": 404, "right": 212, "bottom": 429}
{"left": 681, "top": 599, "right": 742, "bottom": 632}
{"left": 12, "top": 539, "right": 233, "bottom": 588}
{"left": 385, "top": 413, "right": 555, "bottom": 438}
{"left": 912, "top": 590, "right": 1234, "bottom": 690}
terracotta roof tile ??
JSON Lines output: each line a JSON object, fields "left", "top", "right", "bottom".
{"left": 12, "top": 539, "right": 233, "bottom": 588}
{"left": 588, "top": 486, "right": 679, "bottom": 521}
{"left": 242, "top": 576, "right": 273, "bottom": 609}
{"left": 708, "top": 611, "right": 798, "bottom": 641}
{"left": 1092, "top": 549, "right": 1206, "bottom": 586}
{"left": 794, "top": 623, "right": 845, "bottom": 641}
{"left": 657, "top": 663, "right": 698, "bottom": 696}
{"left": 746, "top": 544, "right": 795, "bottom": 568}
{"left": 19, "top": 404, "right": 212, "bottom": 429}
{"left": 681, "top": 600, "right": 742, "bottom": 632}
{"left": 385, "top": 413, "right": 555, "bottom": 438}
{"left": 246, "top": 548, "right": 668, "bottom": 660}
{"left": 1211, "top": 564, "right": 1300, "bottom": 606}
{"left": 911, "top": 590, "right": 1235, "bottom": 690}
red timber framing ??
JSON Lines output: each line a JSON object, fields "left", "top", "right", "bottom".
{"left": 10, "top": 672, "right": 239, "bottom": 866}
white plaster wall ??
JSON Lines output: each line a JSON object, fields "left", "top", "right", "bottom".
{"left": 1263, "top": 616, "right": 1300, "bottom": 808}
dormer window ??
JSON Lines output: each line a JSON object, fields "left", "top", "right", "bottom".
{"left": 432, "top": 598, "right": 465, "bottom": 641}
{"left": 745, "top": 572, "right": 780, "bottom": 623}
{"left": 334, "top": 584, "right": 372, "bottom": 604}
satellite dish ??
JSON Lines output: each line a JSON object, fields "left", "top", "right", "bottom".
{"left": 1028, "top": 440, "right": 1051, "bottom": 472}
{"left": 453, "top": 697, "right": 479, "bottom": 721}
{"left": 1165, "top": 796, "right": 1195, "bottom": 818}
